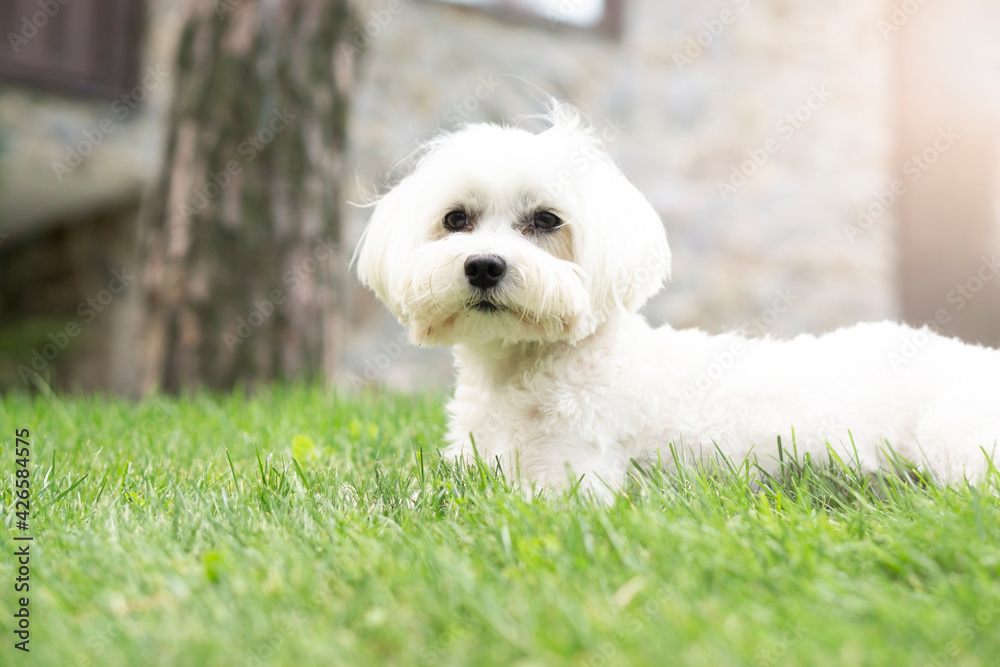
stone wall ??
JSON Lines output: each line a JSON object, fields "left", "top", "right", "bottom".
{"left": 0, "top": 205, "right": 140, "bottom": 391}
{"left": 342, "top": 0, "right": 899, "bottom": 389}
{"left": 0, "top": 0, "right": 179, "bottom": 238}
{"left": 0, "top": 0, "right": 180, "bottom": 392}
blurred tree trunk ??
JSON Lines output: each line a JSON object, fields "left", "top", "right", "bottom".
{"left": 131, "top": 0, "right": 354, "bottom": 395}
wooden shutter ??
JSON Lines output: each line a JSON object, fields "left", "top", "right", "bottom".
{"left": 0, "top": 0, "right": 144, "bottom": 98}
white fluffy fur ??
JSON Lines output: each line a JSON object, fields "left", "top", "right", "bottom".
{"left": 356, "top": 105, "right": 999, "bottom": 499}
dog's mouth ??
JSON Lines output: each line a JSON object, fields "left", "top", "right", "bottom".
{"left": 471, "top": 299, "right": 504, "bottom": 314}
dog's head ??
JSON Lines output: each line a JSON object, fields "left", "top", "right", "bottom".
{"left": 355, "top": 104, "right": 671, "bottom": 346}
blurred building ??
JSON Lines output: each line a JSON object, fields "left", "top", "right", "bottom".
{"left": 1, "top": 0, "right": 998, "bottom": 392}
{"left": 0, "top": 0, "right": 178, "bottom": 391}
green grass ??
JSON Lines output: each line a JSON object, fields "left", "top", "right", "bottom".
{"left": 1, "top": 386, "right": 999, "bottom": 666}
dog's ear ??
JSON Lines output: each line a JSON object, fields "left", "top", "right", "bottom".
{"left": 572, "top": 158, "right": 671, "bottom": 319}
{"left": 354, "top": 179, "right": 414, "bottom": 319}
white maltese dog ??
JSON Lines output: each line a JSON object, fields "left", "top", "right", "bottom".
{"left": 355, "top": 104, "right": 999, "bottom": 499}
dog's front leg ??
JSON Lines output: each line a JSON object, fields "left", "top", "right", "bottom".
{"left": 443, "top": 428, "right": 627, "bottom": 502}
{"left": 510, "top": 438, "right": 630, "bottom": 503}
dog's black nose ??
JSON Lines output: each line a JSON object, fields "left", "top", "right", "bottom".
{"left": 464, "top": 254, "right": 506, "bottom": 290}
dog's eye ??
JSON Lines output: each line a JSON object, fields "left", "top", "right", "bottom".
{"left": 532, "top": 211, "right": 561, "bottom": 231}
{"left": 443, "top": 210, "right": 469, "bottom": 231}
